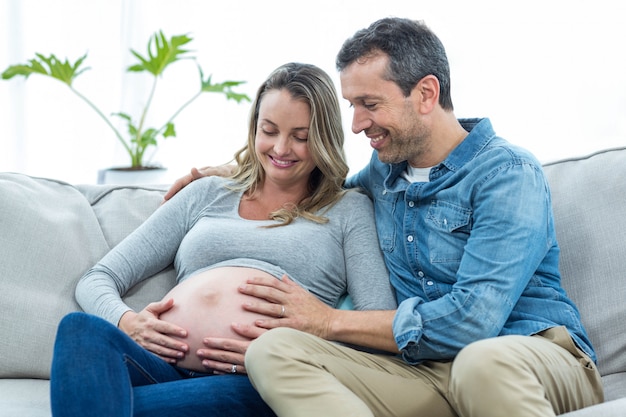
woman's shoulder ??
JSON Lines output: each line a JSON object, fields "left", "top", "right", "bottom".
{"left": 182, "top": 176, "right": 235, "bottom": 194}
{"left": 340, "top": 188, "right": 373, "bottom": 205}
{"left": 171, "top": 176, "right": 238, "bottom": 206}
{"left": 326, "top": 189, "right": 374, "bottom": 216}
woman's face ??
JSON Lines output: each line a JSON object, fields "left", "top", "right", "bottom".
{"left": 255, "top": 89, "right": 316, "bottom": 191}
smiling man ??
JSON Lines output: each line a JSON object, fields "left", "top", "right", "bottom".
{"left": 240, "top": 17, "right": 604, "bottom": 417}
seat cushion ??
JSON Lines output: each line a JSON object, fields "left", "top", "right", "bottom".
{"left": 0, "top": 379, "right": 51, "bottom": 417}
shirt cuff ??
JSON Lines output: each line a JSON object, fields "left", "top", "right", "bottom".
{"left": 392, "top": 297, "right": 424, "bottom": 364}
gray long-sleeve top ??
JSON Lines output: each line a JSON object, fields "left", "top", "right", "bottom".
{"left": 76, "top": 176, "right": 397, "bottom": 325}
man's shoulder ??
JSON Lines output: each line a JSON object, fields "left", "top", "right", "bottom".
{"left": 480, "top": 138, "right": 542, "bottom": 168}
{"left": 460, "top": 117, "right": 541, "bottom": 167}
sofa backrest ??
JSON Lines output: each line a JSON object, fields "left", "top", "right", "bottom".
{"left": 0, "top": 174, "right": 174, "bottom": 379}
{"left": 1, "top": 147, "right": 624, "bottom": 384}
{"left": 543, "top": 147, "right": 626, "bottom": 386}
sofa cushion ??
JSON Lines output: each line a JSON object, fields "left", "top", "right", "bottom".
{"left": 560, "top": 398, "right": 626, "bottom": 417}
{"left": 0, "top": 379, "right": 50, "bottom": 417}
{"left": 543, "top": 147, "right": 626, "bottom": 395}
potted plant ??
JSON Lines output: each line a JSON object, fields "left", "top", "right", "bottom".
{"left": 2, "top": 30, "right": 250, "bottom": 183}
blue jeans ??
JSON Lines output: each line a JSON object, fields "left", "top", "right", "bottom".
{"left": 50, "top": 312, "right": 276, "bottom": 417}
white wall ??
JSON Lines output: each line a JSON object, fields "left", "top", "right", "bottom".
{"left": 1, "top": 0, "right": 625, "bottom": 184}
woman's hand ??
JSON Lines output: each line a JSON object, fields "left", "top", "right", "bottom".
{"left": 238, "top": 274, "right": 334, "bottom": 339}
{"left": 198, "top": 322, "right": 268, "bottom": 375}
{"left": 118, "top": 298, "right": 189, "bottom": 363}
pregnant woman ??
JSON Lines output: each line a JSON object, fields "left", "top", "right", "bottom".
{"left": 49, "top": 62, "right": 396, "bottom": 417}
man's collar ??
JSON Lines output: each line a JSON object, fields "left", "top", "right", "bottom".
{"left": 384, "top": 117, "right": 494, "bottom": 186}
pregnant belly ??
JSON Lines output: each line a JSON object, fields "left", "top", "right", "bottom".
{"left": 159, "top": 266, "right": 276, "bottom": 371}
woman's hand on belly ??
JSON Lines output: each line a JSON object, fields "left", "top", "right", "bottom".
{"left": 118, "top": 298, "right": 190, "bottom": 364}
{"left": 197, "top": 320, "right": 269, "bottom": 374}
{"left": 159, "top": 267, "right": 277, "bottom": 372}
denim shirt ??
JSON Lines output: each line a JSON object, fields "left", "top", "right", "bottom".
{"left": 346, "top": 118, "right": 596, "bottom": 365}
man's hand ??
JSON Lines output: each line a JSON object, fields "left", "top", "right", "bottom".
{"left": 238, "top": 275, "right": 334, "bottom": 339}
{"left": 118, "top": 298, "right": 189, "bottom": 363}
{"left": 163, "top": 165, "right": 237, "bottom": 202}
{"left": 239, "top": 275, "right": 400, "bottom": 353}
{"left": 163, "top": 167, "right": 207, "bottom": 202}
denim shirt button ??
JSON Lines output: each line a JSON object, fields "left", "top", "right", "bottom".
{"left": 407, "top": 235, "right": 414, "bottom": 242}
{"left": 382, "top": 189, "right": 387, "bottom": 195}
{"left": 408, "top": 201, "right": 415, "bottom": 207}
{"left": 418, "top": 271, "right": 424, "bottom": 277}
{"left": 426, "top": 280, "right": 434, "bottom": 286}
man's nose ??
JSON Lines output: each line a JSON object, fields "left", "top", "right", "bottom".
{"left": 351, "top": 107, "right": 371, "bottom": 134}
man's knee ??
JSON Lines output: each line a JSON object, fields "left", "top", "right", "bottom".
{"left": 246, "top": 328, "right": 306, "bottom": 371}
{"left": 245, "top": 327, "right": 312, "bottom": 400}
{"left": 452, "top": 339, "right": 498, "bottom": 385}
{"left": 450, "top": 336, "right": 528, "bottom": 390}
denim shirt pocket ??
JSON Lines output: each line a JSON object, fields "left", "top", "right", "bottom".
{"left": 373, "top": 184, "right": 398, "bottom": 253}
{"left": 426, "top": 200, "right": 472, "bottom": 263}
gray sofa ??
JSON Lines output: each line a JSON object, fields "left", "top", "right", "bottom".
{"left": 1, "top": 146, "right": 625, "bottom": 416}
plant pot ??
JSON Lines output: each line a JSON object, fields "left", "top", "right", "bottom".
{"left": 97, "top": 166, "right": 169, "bottom": 185}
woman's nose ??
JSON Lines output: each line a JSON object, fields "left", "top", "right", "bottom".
{"left": 273, "top": 135, "right": 290, "bottom": 155}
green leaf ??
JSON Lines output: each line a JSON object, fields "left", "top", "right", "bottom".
{"left": 1, "top": 53, "right": 89, "bottom": 86}
{"left": 197, "top": 66, "right": 250, "bottom": 103}
{"left": 138, "top": 128, "right": 159, "bottom": 146}
{"left": 127, "top": 31, "right": 193, "bottom": 77}
{"left": 111, "top": 112, "right": 132, "bottom": 122}
{"left": 112, "top": 112, "right": 138, "bottom": 137}
{"left": 2, "top": 30, "right": 251, "bottom": 169}
{"left": 163, "top": 122, "right": 176, "bottom": 138}
{"left": 224, "top": 91, "right": 251, "bottom": 103}
{"left": 204, "top": 80, "right": 250, "bottom": 103}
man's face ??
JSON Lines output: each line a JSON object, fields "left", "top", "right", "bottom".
{"left": 340, "top": 53, "right": 430, "bottom": 166}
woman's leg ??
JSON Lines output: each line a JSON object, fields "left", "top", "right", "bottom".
{"left": 133, "top": 375, "right": 277, "bottom": 417}
{"left": 50, "top": 312, "right": 183, "bottom": 417}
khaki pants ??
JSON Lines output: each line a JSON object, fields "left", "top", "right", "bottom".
{"left": 246, "top": 326, "right": 603, "bottom": 417}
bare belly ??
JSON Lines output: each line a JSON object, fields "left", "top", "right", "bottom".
{"left": 159, "top": 266, "right": 275, "bottom": 371}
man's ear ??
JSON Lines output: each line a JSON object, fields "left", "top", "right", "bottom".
{"left": 413, "top": 75, "right": 440, "bottom": 114}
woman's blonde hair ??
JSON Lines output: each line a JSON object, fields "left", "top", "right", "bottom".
{"left": 228, "top": 62, "right": 348, "bottom": 226}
